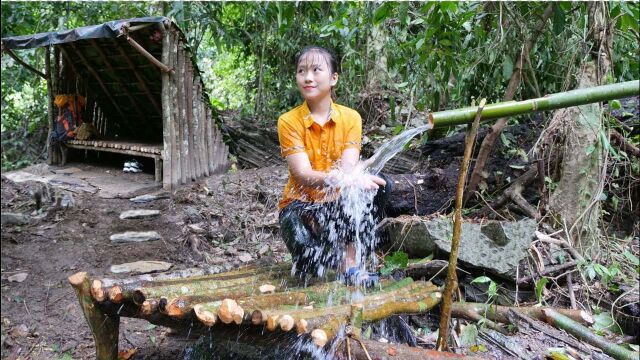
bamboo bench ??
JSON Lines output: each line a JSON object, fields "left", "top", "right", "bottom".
{"left": 65, "top": 139, "right": 163, "bottom": 182}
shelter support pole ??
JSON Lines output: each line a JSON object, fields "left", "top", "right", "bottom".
{"left": 169, "top": 30, "right": 181, "bottom": 187}
{"left": 2, "top": 46, "right": 46, "bottom": 79}
{"left": 45, "top": 46, "right": 56, "bottom": 165}
{"left": 161, "top": 21, "right": 174, "bottom": 190}
{"left": 122, "top": 32, "right": 174, "bottom": 75}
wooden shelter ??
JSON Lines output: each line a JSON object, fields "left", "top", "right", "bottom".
{"left": 1, "top": 17, "right": 229, "bottom": 189}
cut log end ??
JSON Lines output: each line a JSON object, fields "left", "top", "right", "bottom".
{"left": 194, "top": 304, "right": 217, "bottom": 327}
{"left": 68, "top": 271, "right": 88, "bottom": 288}
{"left": 91, "top": 279, "right": 105, "bottom": 302}
{"left": 232, "top": 305, "right": 245, "bottom": 325}
{"left": 579, "top": 310, "right": 594, "bottom": 325}
{"left": 251, "top": 310, "right": 263, "bottom": 325}
{"left": 218, "top": 298, "right": 238, "bottom": 324}
{"left": 108, "top": 285, "right": 124, "bottom": 303}
{"left": 311, "top": 329, "right": 328, "bottom": 347}
{"left": 166, "top": 297, "right": 189, "bottom": 318}
{"left": 266, "top": 315, "right": 279, "bottom": 331}
{"left": 278, "top": 315, "right": 295, "bottom": 331}
{"left": 141, "top": 300, "right": 158, "bottom": 316}
{"left": 296, "top": 319, "right": 308, "bottom": 335}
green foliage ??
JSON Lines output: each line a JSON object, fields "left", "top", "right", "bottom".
{"left": 1, "top": 1, "right": 639, "bottom": 170}
{"left": 592, "top": 311, "right": 623, "bottom": 335}
{"left": 471, "top": 275, "right": 498, "bottom": 302}
{"left": 380, "top": 250, "right": 409, "bottom": 275}
{"left": 534, "top": 277, "right": 548, "bottom": 304}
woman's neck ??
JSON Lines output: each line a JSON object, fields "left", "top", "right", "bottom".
{"left": 306, "top": 97, "right": 332, "bottom": 125}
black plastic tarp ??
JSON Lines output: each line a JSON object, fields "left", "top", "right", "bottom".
{"left": 1, "top": 16, "right": 166, "bottom": 50}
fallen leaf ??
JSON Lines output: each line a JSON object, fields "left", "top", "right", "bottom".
{"left": 9, "top": 324, "right": 29, "bottom": 338}
{"left": 118, "top": 348, "right": 138, "bottom": 360}
{"left": 387, "top": 346, "right": 397, "bottom": 356}
{"left": 8, "top": 273, "right": 28, "bottom": 283}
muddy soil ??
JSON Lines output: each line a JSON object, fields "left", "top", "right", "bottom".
{"left": 1, "top": 163, "right": 290, "bottom": 360}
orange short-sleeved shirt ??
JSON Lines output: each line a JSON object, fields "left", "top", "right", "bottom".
{"left": 277, "top": 101, "right": 362, "bottom": 209}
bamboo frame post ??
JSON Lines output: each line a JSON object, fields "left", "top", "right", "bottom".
{"left": 176, "top": 43, "right": 188, "bottom": 183}
{"left": 437, "top": 98, "right": 486, "bottom": 351}
{"left": 161, "top": 21, "right": 173, "bottom": 190}
{"left": 170, "top": 30, "right": 181, "bottom": 186}
{"left": 68, "top": 272, "right": 119, "bottom": 360}
{"left": 45, "top": 46, "right": 55, "bottom": 165}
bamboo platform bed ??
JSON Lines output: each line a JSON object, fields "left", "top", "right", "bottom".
{"left": 66, "top": 139, "right": 163, "bottom": 182}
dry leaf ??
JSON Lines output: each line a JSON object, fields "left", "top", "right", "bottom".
{"left": 118, "top": 347, "right": 138, "bottom": 360}
{"left": 8, "top": 273, "right": 28, "bottom": 283}
{"left": 387, "top": 346, "right": 397, "bottom": 356}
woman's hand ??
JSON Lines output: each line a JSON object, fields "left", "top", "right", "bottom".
{"left": 326, "top": 169, "right": 385, "bottom": 191}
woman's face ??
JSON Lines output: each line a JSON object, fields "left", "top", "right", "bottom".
{"left": 295, "top": 51, "right": 338, "bottom": 102}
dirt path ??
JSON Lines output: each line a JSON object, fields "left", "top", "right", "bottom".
{"left": 1, "top": 163, "right": 290, "bottom": 359}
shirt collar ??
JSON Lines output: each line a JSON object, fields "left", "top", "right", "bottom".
{"left": 301, "top": 100, "right": 339, "bottom": 128}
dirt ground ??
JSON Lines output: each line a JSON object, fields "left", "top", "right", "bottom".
{"left": 1, "top": 162, "right": 291, "bottom": 360}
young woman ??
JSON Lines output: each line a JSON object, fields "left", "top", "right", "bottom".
{"left": 277, "top": 46, "right": 390, "bottom": 285}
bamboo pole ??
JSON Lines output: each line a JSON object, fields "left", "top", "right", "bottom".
{"left": 542, "top": 309, "right": 638, "bottom": 360}
{"left": 111, "top": 39, "right": 162, "bottom": 116}
{"left": 65, "top": 43, "right": 127, "bottom": 122}
{"left": 430, "top": 80, "right": 639, "bottom": 128}
{"left": 203, "top": 98, "right": 213, "bottom": 175}
{"left": 89, "top": 40, "right": 145, "bottom": 119}
{"left": 176, "top": 44, "right": 188, "bottom": 183}
{"left": 160, "top": 22, "right": 173, "bottom": 189}
{"left": 183, "top": 52, "right": 197, "bottom": 180}
{"left": 169, "top": 31, "right": 181, "bottom": 187}
{"left": 45, "top": 46, "right": 55, "bottom": 165}
{"left": 196, "top": 79, "right": 207, "bottom": 177}
{"left": 68, "top": 272, "right": 119, "bottom": 360}
{"left": 437, "top": 98, "right": 486, "bottom": 351}
{"left": 450, "top": 302, "right": 594, "bottom": 326}
{"left": 123, "top": 32, "right": 174, "bottom": 74}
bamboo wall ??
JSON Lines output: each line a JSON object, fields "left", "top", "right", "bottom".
{"left": 161, "top": 22, "right": 229, "bottom": 189}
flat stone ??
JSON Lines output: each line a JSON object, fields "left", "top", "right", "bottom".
{"left": 119, "top": 209, "right": 161, "bottom": 220}
{"left": 1, "top": 212, "right": 30, "bottom": 226}
{"left": 110, "top": 260, "right": 172, "bottom": 274}
{"left": 110, "top": 231, "right": 161, "bottom": 243}
{"left": 386, "top": 216, "right": 537, "bottom": 278}
{"left": 129, "top": 193, "right": 170, "bottom": 203}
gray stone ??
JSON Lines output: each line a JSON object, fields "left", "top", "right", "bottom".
{"left": 119, "top": 209, "right": 161, "bottom": 220}
{"left": 386, "top": 216, "right": 537, "bottom": 278}
{"left": 1, "top": 212, "right": 30, "bottom": 226}
{"left": 110, "top": 231, "right": 162, "bottom": 243}
{"left": 110, "top": 260, "right": 172, "bottom": 274}
{"left": 130, "top": 193, "right": 170, "bottom": 203}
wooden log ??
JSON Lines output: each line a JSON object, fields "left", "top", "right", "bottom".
{"left": 91, "top": 279, "right": 105, "bottom": 302}
{"left": 542, "top": 309, "right": 638, "bottom": 360}
{"left": 193, "top": 304, "right": 216, "bottom": 327}
{"left": 218, "top": 298, "right": 239, "bottom": 324}
{"left": 68, "top": 272, "right": 119, "bottom": 360}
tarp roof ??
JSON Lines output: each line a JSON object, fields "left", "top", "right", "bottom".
{"left": 1, "top": 17, "right": 166, "bottom": 50}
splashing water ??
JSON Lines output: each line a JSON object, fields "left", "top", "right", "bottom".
{"left": 364, "top": 124, "right": 432, "bottom": 175}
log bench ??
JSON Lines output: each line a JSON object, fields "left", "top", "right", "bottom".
{"left": 65, "top": 139, "right": 163, "bottom": 182}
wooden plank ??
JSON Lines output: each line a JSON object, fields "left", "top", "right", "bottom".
{"left": 65, "top": 143, "right": 160, "bottom": 159}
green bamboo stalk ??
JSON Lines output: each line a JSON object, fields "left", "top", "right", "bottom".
{"left": 542, "top": 309, "right": 638, "bottom": 360}
{"left": 431, "top": 80, "right": 639, "bottom": 128}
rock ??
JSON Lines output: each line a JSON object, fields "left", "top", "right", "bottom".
{"left": 119, "top": 209, "right": 161, "bottom": 220}
{"left": 259, "top": 284, "right": 276, "bottom": 294}
{"left": 7, "top": 273, "right": 28, "bottom": 283}
{"left": 9, "top": 324, "right": 29, "bottom": 338}
{"left": 130, "top": 193, "right": 170, "bottom": 203}
{"left": 110, "top": 231, "right": 162, "bottom": 243}
{"left": 1, "top": 212, "right": 30, "bottom": 226}
{"left": 386, "top": 216, "right": 537, "bottom": 278}
{"left": 110, "top": 261, "right": 173, "bottom": 274}
{"left": 238, "top": 253, "right": 253, "bottom": 263}
{"left": 187, "top": 223, "right": 206, "bottom": 234}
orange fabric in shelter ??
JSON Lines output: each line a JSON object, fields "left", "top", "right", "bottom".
{"left": 277, "top": 101, "right": 362, "bottom": 209}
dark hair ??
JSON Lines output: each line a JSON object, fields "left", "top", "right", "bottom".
{"left": 295, "top": 46, "right": 339, "bottom": 100}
